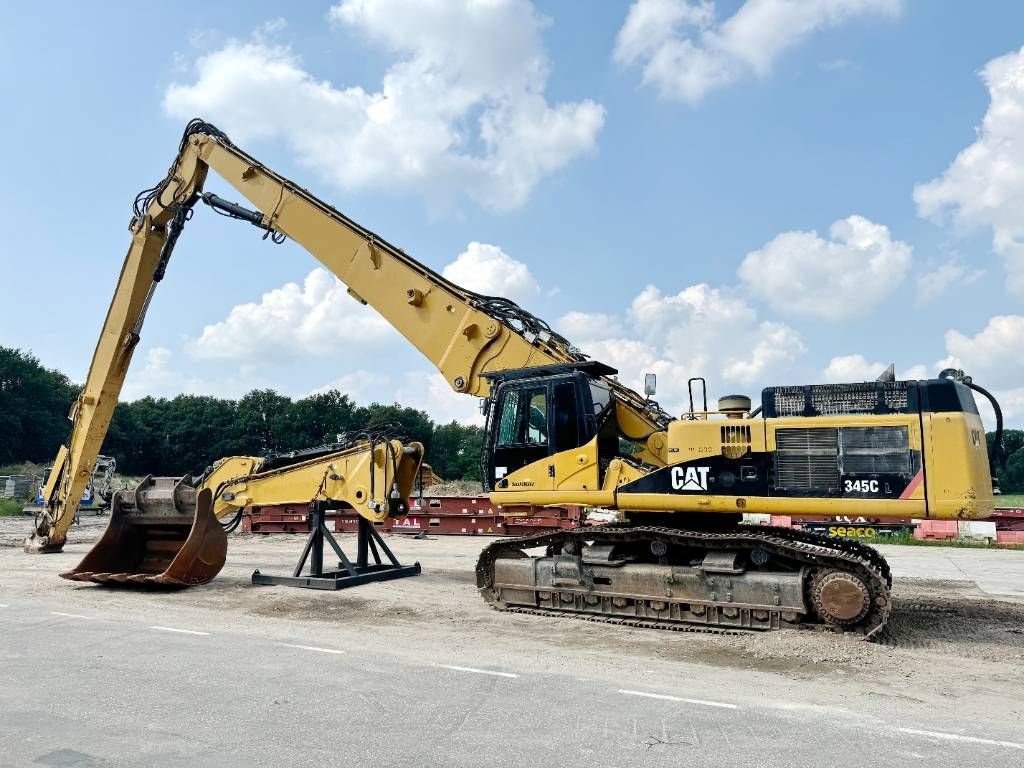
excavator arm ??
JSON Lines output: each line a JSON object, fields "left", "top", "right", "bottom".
{"left": 29, "top": 119, "right": 667, "bottom": 553}
{"left": 200, "top": 439, "right": 425, "bottom": 526}
{"left": 26, "top": 129, "right": 209, "bottom": 552}
{"left": 58, "top": 437, "right": 425, "bottom": 586}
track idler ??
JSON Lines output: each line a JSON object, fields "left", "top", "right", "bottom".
{"left": 61, "top": 476, "right": 227, "bottom": 587}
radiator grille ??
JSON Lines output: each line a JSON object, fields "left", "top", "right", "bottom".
{"left": 839, "top": 426, "right": 911, "bottom": 475}
{"left": 774, "top": 428, "right": 839, "bottom": 491}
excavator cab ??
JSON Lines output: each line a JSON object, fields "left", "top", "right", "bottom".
{"left": 482, "top": 362, "right": 620, "bottom": 490}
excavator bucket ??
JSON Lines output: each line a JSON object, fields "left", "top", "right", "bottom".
{"left": 61, "top": 476, "right": 227, "bottom": 587}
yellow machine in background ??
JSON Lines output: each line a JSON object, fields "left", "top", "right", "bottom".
{"left": 30, "top": 120, "right": 1004, "bottom": 635}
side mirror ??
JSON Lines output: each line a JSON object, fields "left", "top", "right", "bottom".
{"left": 644, "top": 373, "right": 657, "bottom": 398}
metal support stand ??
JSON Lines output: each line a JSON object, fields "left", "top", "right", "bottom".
{"left": 252, "top": 504, "right": 420, "bottom": 590}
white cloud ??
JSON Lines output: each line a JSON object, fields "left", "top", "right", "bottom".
{"left": 305, "top": 370, "right": 380, "bottom": 402}
{"left": 939, "top": 315, "right": 1024, "bottom": 391}
{"left": 120, "top": 346, "right": 267, "bottom": 401}
{"left": 900, "top": 364, "right": 930, "bottom": 380}
{"left": 441, "top": 242, "right": 539, "bottom": 304}
{"left": 557, "top": 311, "right": 625, "bottom": 340}
{"left": 988, "top": 387, "right": 1024, "bottom": 428}
{"left": 122, "top": 347, "right": 190, "bottom": 400}
{"left": 310, "top": 369, "right": 482, "bottom": 425}
{"left": 915, "top": 258, "right": 983, "bottom": 304}
{"left": 914, "top": 47, "right": 1024, "bottom": 296}
{"left": 164, "top": 1, "right": 604, "bottom": 211}
{"left": 723, "top": 322, "right": 805, "bottom": 385}
{"left": 558, "top": 283, "right": 804, "bottom": 413}
{"left": 822, "top": 354, "right": 882, "bottom": 382}
{"left": 614, "top": 0, "right": 900, "bottom": 103}
{"left": 737, "top": 215, "right": 912, "bottom": 320}
{"left": 187, "top": 268, "right": 394, "bottom": 362}
{"left": 395, "top": 371, "right": 483, "bottom": 425}
{"left": 821, "top": 355, "right": 926, "bottom": 383}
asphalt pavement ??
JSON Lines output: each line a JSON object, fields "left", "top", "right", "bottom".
{"left": 2, "top": 594, "right": 1022, "bottom": 768}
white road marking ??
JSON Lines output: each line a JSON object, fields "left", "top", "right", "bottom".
{"left": 150, "top": 626, "right": 210, "bottom": 636}
{"left": 898, "top": 728, "right": 1024, "bottom": 751}
{"left": 278, "top": 643, "right": 345, "bottom": 655}
{"left": 618, "top": 689, "right": 739, "bottom": 710}
{"left": 434, "top": 664, "right": 518, "bottom": 679}
{"left": 50, "top": 611, "right": 94, "bottom": 620}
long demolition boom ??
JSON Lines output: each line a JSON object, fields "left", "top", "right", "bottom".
{"left": 28, "top": 120, "right": 667, "bottom": 553}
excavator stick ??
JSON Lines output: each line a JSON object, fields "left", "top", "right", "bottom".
{"left": 61, "top": 477, "right": 227, "bottom": 587}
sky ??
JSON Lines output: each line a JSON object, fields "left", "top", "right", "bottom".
{"left": 1, "top": 0, "right": 1023, "bottom": 429}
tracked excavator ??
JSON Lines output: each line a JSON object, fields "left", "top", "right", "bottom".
{"left": 30, "top": 120, "right": 1004, "bottom": 636}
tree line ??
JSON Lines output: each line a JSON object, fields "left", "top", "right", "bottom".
{"left": 2, "top": 345, "right": 1023, "bottom": 492}
{"left": 0, "top": 347, "right": 482, "bottom": 481}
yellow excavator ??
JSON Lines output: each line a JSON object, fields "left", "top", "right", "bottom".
{"left": 30, "top": 120, "right": 1004, "bottom": 635}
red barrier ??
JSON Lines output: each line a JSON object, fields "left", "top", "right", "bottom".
{"left": 996, "top": 530, "right": 1024, "bottom": 547}
{"left": 243, "top": 496, "right": 584, "bottom": 537}
{"left": 913, "top": 520, "right": 959, "bottom": 540}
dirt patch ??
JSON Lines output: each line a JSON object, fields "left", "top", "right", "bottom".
{"left": 882, "top": 581, "right": 1024, "bottom": 656}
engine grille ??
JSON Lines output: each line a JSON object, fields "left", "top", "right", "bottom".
{"left": 721, "top": 424, "right": 752, "bottom": 459}
{"left": 773, "top": 426, "right": 914, "bottom": 493}
{"left": 839, "top": 426, "right": 911, "bottom": 475}
{"left": 774, "top": 428, "right": 839, "bottom": 492}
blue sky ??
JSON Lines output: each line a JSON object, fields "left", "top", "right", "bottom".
{"left": 2, "top": 1, "right": 1022, "bottom": 427}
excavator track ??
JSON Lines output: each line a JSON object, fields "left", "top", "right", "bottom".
{"left": 477, "top": 524, "right": 891, "bottom": 639}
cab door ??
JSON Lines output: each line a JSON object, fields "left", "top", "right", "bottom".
{"left": 490, "top": 383, "right": 551, "bottom": 488}
{"left": 486, "top": 374, "right": 594, "bottom": 491}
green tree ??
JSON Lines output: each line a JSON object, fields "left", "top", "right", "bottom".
{"left": 287, "top": 390, "right": 360, "bottom": 447}
{"left": 236, "top": 390, "right": 293, "bottom": 455}
{"left": 0, "top": 346, "right": 487, "bottom": 481}
{"left": 429, "top": 421, "right": 483, "bottom": 481}
{"left": 355, "top": 402, "right": 434, "bottom": 453}
{"left": 991, "top": 429, "right": 1024, "bottom": 493}
{"left": 0, "top": 347, "right": 77, "bottom": 465}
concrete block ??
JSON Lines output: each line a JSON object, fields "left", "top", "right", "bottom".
{"left": 957, "top": 520, "right": 997, "bottom": 543}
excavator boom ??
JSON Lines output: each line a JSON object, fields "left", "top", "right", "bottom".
{"left": 29, "top": 118, "right": 666, "bottom": 556}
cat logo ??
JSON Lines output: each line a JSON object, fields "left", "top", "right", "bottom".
{"left": 671, "top": 465, "right": 711, "bottom": 492}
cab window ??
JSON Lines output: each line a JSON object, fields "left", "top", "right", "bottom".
{"left": 553, "top": 381, "right": 579, "bottom": 449}
{"left": 497, "top": 386, "right": 548, "bottom": 446}
{"left": 527, "top": 389, "right": 548, "bottom": 444}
